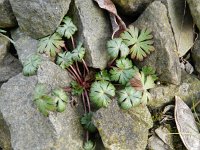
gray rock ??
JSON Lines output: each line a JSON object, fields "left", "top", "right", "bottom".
{"left": 0, "top": 112, "right": 11, "bottom": 150}
{"left": 0, "top": 36, "right": 10, "bottom": 64}
{"left": 133, "top": 1, "right": 181, "bottom": 85}
{"left": 0, "top": 0, "right": 17, "bottom": 28}
{"left": 0, "top": 65, "right": 84, "bottom": 149}
{"left": 165, "top": 0, "right": 194, "bottom": 57}
{"left": 72, "top": 0, "right": 111, "bottom": 69}
{"left": 93, "top": 100, "right": 153, "bottom": 150}
{"left": 149, "top": 71, "right": 200, "bottom": 108}
{"left": 9, "top": 0, "right": 72, "bottom": 39}
{"left": 186, "top": 0, "right": 200, "bottom": 31}
{"left": 192, "top": 38, "right": 200, "bottom": 73}
{"left": 37, "top": 61, "right": 72, "bottom": 89}
{"left": 11, "top": 28, "right": 39, "bottom": 64}
{"left": 148, "top": 135, "right": 172, "bottom": 150}
{"left": 0, "top": 54, "right": 22, "bottom": 83}
{"left": 112, "top": 0, "right": 153, "bottom": 15}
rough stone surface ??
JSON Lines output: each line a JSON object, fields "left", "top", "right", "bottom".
{"left": 0, "top": 54, "right": 22, "bottom": 83}
{"left": 0, "top": 64, "right": 84, "bottom": 149}
{"left": 93, "top": 100, "right": 153, "bottom": 150}
{"left": 192, "top": 38, "right": 200, "bottom": 73}
{"left": 0, "top": 0, "right": 17, "bottom": 28}
{"left": 149, "top": 71, "right": 200, "bottom": 108}
{"left": 112, "top": 0, "right": 153, "bottom": 15}
{"left": 11, "top": 28, "right": 39, "bottom": 64}
{"left": 0, "top": 36, "right": 10, "bottom": 64}
{"left": 133, "top": 1, "right": 181, "bottom": 85}
{"left": 37, "top": 61, "right": 72, "bottom": 88}
{"left": 0, "top": 112, "right": 11, "bottom": 150}
{"left": 166, "top": 0, "right": 194, "bottom": 57}
{"left": 186, "top": 0, "right": 200, "bottom": 31}
{"left": 9, "top": 0, "right": 72, "bottom": 39}
{"left": 72, "top": 0, "right": 111, "bottom": 69}
{"left": 148, "top": 135, "right": 172, "bottom": 150}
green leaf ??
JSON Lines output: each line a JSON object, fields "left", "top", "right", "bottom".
{"left": 118, "top": 87, "right": 142, "bottom": 110}
{"left": 56, "top": 16, "right": 77, "bottom": 39}
{"left": 33, "top": 84, "right": 56, "bottom": 116}
{"left": 70, "top": 81, "right": 84, "bottom": 96}
{"left": 107, "top": 38, "right": 129, "bottom": 58}
{"left": 81, "top": 112, "right": 96, "bottom": 133}
{"left": 37, "top": 33, "right": 65, "bottom": 57}
{"left": 90, "top": 81, "right": 115, "bottom": 108}
{"left": 110, "top": 58, "right": 135, "bottom": 85}
{"left": 71, "top": 42, "right": 85, "bottom": 62}
{"left": 56, "top": 51, "right": 73, "bottom": 69}
{"left": 83, "top": 140, "right": 96, "bottom": 150}
{"left": 120, "top": 26, "right": 155, "bottom": 61}
{"left": 22, "top": 54, "right": 42, "bottom": 76}
{"left": 53, "top": 89, "right": 68, "bottom": 112}
{"left": 142, "top": 66, "right": 158, "bottom": 81}
{"left": 95, "top": 70, "right": 110, "bottom": 81}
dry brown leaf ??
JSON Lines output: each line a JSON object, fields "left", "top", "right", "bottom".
{"left": 129, "top": 72, "right": 143, "bottom": 91}
{"left": 175, "top": 96, "right": 200, "bottom": 150}
{"left": 93, "top": 0, "right": 126, "bottom": 38}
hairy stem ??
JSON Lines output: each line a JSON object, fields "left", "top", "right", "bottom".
{"left": 70, "top": 65, "right": 83, "bottom": 83}
{"left": 75, "top": 61, "right": 82, "bottom": 77}
{"left": 81, "top": 93, "right": 87, "bottom": 113}
{"left": 67, "top": 68, "right": 80, "bottom": 83}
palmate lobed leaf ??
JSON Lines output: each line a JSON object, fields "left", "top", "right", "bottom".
{"left": 118, "top": 87, "right": 142, "bottom": 110}
{"left": 70, "top": 81, "right": 84, "bottom": 96}
{"left": 56, "top": 16, "right": 77, "bottom": 39}
{"left": 120, "top": 25, "right": 155, "bottom": 61}
{"left": 23, "top": 54, "right": 42, "bottom": 76}
{"left": 107, "top": 38, "right": 129, "bottom": 59}
{"left": 33, "top": 84, "right": 56, "bottom": 116}
{"left": 37, "top": 33, "right": 65, "bottom": 58}
{"left": 110, "top": 58, "right": 135, "bottom": 85}
{"left": 56, "top": 51, "right": 73, "bottom": 69}
{"left": 81, "top": 112, "right": 96, "bottom": 133}
{"left": 53, "top": 89, "right": 68, "bottom": 112}
{"left": 71, "top": 42, "right": 85, "bottom": 62}
{"left": 89, "top": 81, "right": 115, "bottom": 108}
{"left": 95, "top": 70, "right": 110, "bottom": 81}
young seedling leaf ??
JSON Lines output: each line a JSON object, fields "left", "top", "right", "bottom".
{"left": 118, "top": 87, "right": 142, "bottom": 110}
{"left": 95, "top": 70, "right": 110, "bottom": 81}
{"left": 107, "top": 38, "right": 129, "bottom": 58}
{"left": 37, "top": 33, "right": 65, "bottom": 57}
{"left": 70, "top": 81, "right": 84, "bottom": 96}
{"left": 81, "top": 112, "right": 96, "bottom": 133}
{"left": 110, "top": 58, "right": 135, "bottom": 85}
{"left": 53, "top": 89, "right": 68, "bottom": 112}
{"left": 23, "top": 54, "right": 42, "bottom": 76}
{"left": 71, "top": 42, "right": 85, "bottom": 62}
{"left": 33, "top": 84, "right": 56, "bottom": 116}
{"left": 56, "top": 51, "right": 73, "bottom": 69}
{"left": 83, "top": 140, "right": 96, "bottom": 150}
{"left": 142, "top": 66, "right": 158, "bottom": 81}
{"left": 56, "top": 16, "right": 77, "bottom": 39}
{"left": 90, "top": 81, "right": 115, "bottom": 108}
{"left": 120, "top": 26, "right": 155, "bottom": 61}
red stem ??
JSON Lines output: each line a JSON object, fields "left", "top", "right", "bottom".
{"left": 84, "top": 89, "right": 91, "bottom": 112}
{"left": 67, "top": 68, "right": 80, "bottom": 83}
{"left": 81, "top": 93, "right": 87, "bottom": 113}
{"left": 70, "top": 65, "right": 82, "bottom": 83}
{"left": 75, "top": 61, "right": 82, "bottom": 77}
{"left": 71, "top": 36, "right": 76, "bottom": 49}
{"left": 82, "top": 59, "right": 89, "bottom": 75}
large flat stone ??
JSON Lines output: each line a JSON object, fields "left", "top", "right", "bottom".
{"left": 9, "top": 0, "right": 72, "bottom": 39}
{"left": 0, "top": 0, "right": 17, "bottom": 28}
{"left": 0, "top": 62, "right": 84, "bottom": 150}
{"left": 192, "top": 38, "right": 200, "bottom": 73}
{"left": 93, "top": 100, "right": 153, "bottom": 150}
{"left": 133, "top": 1, "right": 181, "bottom": 85}
{"left": 72, "top": 0, "right": 111, "bottom": 69}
